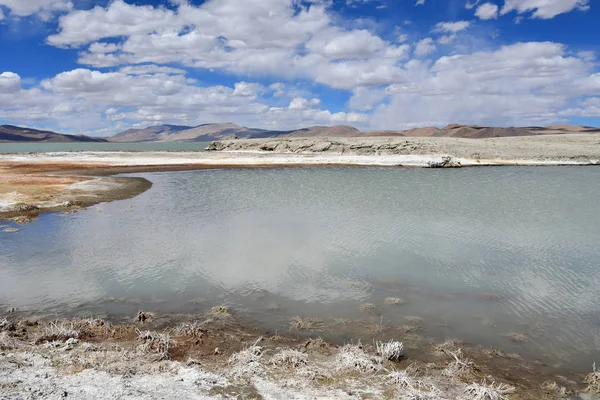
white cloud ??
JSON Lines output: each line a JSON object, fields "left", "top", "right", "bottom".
{"left": 0, "top": 8, "right": 4, "bottom": 20}
{"left": 370, "top": 42, "right": 600, "bottom": 129}
{"left": 0, "top": 68, "right": 368, "bottom": 133}
{"left": 118, "top": 65, "right": 187, "bottom": 76}
{"left": 432, "top": 21, "right": 470, "bottom": 44}
{"left": 46, "top": 0, "right": 409, "bottom": 90}
{"left": 415, "top": 0, "right": 426, "bottom": 5}
{"left": 475, "top": 2, "right": 500, "bottom": 19}
{"left": 465, "top": 0, "right": 482, "bottom": 9}
{"left": 0, "top": 72, "right": 21, "bottom": 93}
{"left": 414, "top": 38, "right": 436, "bottom": 57}
{"left": 500, "top": 0, "right": 589, "bottom": 19}
{"left": 433, "top": 21, "right": 470, "bottom": 33}
{"left": 0, "top": 0, "right": 72, "bottom": 18}
{"left": 306, "top": 29, "right": 385, "bottom": 59}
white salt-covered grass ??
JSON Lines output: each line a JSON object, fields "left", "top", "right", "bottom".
{"left": 228, "top": 340, "right": 265, "bottom": 377}
{"left": 375, "top": 340, "right": 404, "bottom": 361}
{"left": 270, "top": 349, "right": 308, "bottom": 367}
{"left": 463, "top": 381, "right": 515, "bottom": 400}
{"left": 335, "top": 343, "right": 382, "bottom": 372}
{"left": 585, "top": 362, "right": 600, "bottom": 393}
{"left": 36, "top": 321, "right": 80, "bottom": 343}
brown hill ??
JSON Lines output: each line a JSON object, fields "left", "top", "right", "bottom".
{"left": 106, "top": 122, "right": 600, "bottom": 143}
{"left": 0, "top": 125, "right": 107, "bottom": 143}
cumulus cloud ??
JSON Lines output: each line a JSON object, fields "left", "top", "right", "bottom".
{"left": 0, "top": 0, "right": 72, "bottom": 18}
{"left": 432, "top": 21, "right": 470, "bottom": 44}
{"left": 0, "top": 68, "right": 368, "bottom": 132}
{"left": 433, "top": 21, "right": 471, "bottom": 33}
{"left": 475, "top": 2, "right": 500, "bottom": 19}
{"left": 0, "top": 72, "right": 21, "bottom": 93}
{"left": 500, "top": 0, "right": 590, "bottom": 19}
{"left": 46, "top": 0, "right": 410, "bottom": 90}
{"left": 369, "top": 42, "right": 600, "bottom": 129}
{"left": 414, "top": 38, "right": 436, "bottom": 57}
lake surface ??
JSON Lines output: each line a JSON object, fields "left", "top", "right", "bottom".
{"left": 1, "top": 166, "right": 599, "bottom": 371}
{"left": 0, "top": 142, "right": 210, "bottom": 153}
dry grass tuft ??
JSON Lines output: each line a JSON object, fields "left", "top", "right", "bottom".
{"left": 463, "top": 381, "right": 515, "bottom": 400}
{"left": 211, "top": 305, "right": 230, "bottom": 315}
{"left": 228, "top": 339, "right": 264, "bottom": 377}
{"left": 443, "top": 350, "right": 477, "bottom": 379}
{"left": 375, "top": 340, "right": 404, "bottom": 361}
{"left": 335, "top": 343, "right": 382, "bottom": 373}
{"left": 171, "top": 322, "right": 206, "bottom": 339}
{"left": 136, "top": 329, "right": 174, "bottom": 360}
{"left": 359, "top": 303, "right": 381, "bottom": 315}
{"left": 0, "top": 331, "right": 18, "bottom": 350}
{"left": 135, "top": 311, "right": 155, "bottom": 323}
{"left": 384, "top": 297, "right": 406, "bottom": 305}
{"left": 396, "top": 380, "right": 442, "bottom": 400}
{"left": 433, "top": 339, "right": 462, "bottom": 357}
{"left": 0, "top": 317, "right": 14, "bottom": 332}
{"left": 290, "top": 316, "right": 324, "bottom": 331}
{"left": 36, "top": 321, "right": 80, "bottom": 343}
{"left": 541, "top": 380, "right": 568, "bottom": 396}
{"left": 585, "top": 362, "right": 600, "bottom": 393}
{"left": 503, "top": 332, "right": 529, "bottom": 343}
{"left": 387, "top": 370, "right": 415, "bottom": 389}
{"left": 270, "top": 348, "right": 308, "bottom": 367}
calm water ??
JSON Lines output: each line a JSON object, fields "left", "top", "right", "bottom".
{"left": 1, "top": 167, "right": 600, "bottom": 371}
{"left": 0, "top": 142, "right": 210, "bottom": 153}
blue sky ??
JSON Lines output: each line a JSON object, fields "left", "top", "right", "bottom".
{"left": 0, "top": 0, "right": 598, "bottom": 135}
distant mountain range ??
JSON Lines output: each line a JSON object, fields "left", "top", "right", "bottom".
{"left": 1, "top": 123, "right": 599, "bottom": 143}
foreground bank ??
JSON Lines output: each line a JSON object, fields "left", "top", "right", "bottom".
{"left": 1, "top": 311, "right": 598, "bottom": 399}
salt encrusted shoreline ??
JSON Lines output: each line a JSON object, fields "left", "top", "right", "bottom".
{"left": 2, "top": 134, "right": 599, "bottom": 221}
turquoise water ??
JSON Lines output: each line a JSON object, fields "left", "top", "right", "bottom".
{"left": 1, "top": 166, "right": 600, "bottom": 372}
{"left": 0, "top": 142, "right": 211, "bottom": 153}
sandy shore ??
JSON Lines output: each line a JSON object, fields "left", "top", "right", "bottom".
{"left": 2, "top": 134, "right": 600, "bottom": 222}
{"left": 1, "top": 311, "right": 596, "bottom": 399}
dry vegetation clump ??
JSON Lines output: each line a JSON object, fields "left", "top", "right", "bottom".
{"left": 443, "top": 350, "right": 478, "bottom": 380}
{"left": 463, "top": 381, "right": 515, "bottom": 400}
{"left": 375, "top": 340, "right": 405, "bottom": 362}
{"left": 433, "top": 339, "right": 462, "bottom": 357}
{"left": 335, "top": 343, "right": 382, "bottom": 373}
{"left": 35, "top": 321, "right": 80, "bottom": 343}
{"left": 228, "top": 339, "right": 264, "bottom": 377}
{"left": 395, "top": 380, "right": 443, "bottom": 400}
{"left": 290, "top": 316, "right": 324, "bottom": 331}
{"left": 384, "top": 297, "right": 406, "bottom": 306}
{"left": 136, "top": 329, "right": 174, "bottom": 360}
{"left": 359, "top": 303, "right": 381, "bottom": 315}
{"left": 0, "top": 331, "right": 19, "bottom": 350}
{"left": 171, "top": 321, "right": 206, "bottom": 339}
{"left": 296, "top": 364, "right": 334, "bottom": 382}
{"left": 270, "top": 348, "right": 308, "bottom": 367}
{"left": 0, "top": 317, "right": 14, "bottom": 331}
{"left": 135, "top": 310, "right": 153, "bottom": 323}
{"left": 503, "top": 332, "right": 529, "bottom": 343}
{"left": 585, "top": 362, "right": 600, "bottom": 393}
{"left": 541, "top": 380, "right": 568, "bottom": 396}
